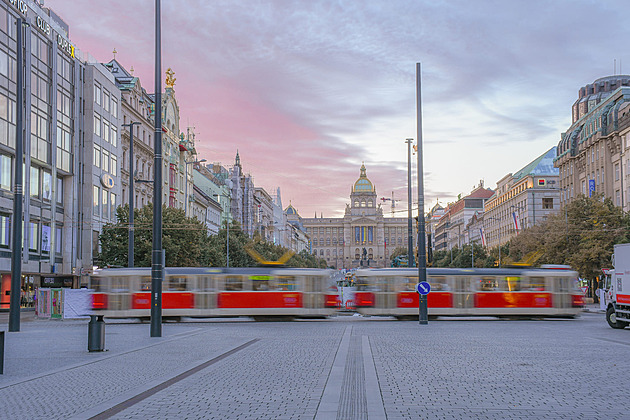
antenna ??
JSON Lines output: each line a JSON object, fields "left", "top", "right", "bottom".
{"left": 614, "top": 59, "right": 616, "bottom": 75}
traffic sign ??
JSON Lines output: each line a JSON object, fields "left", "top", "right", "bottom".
{"left": 416, "top": 282, "right": 431, "bottom": 295}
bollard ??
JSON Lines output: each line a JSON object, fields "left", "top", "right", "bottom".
{"left": 88, "top": 315, "right": 105, "bottom": 352}
{"left": 0, "top": 330, "right": 4, "bottom": 374}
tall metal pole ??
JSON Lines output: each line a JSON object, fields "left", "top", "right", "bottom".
{"left": 406, "top": 138, "right": 414, "bottom": 267}
{"left": 184, "top": 162, "right": 189, "bottom": 217}
{"left": 226, "top": 211, "right": 230, "bottom": 268}
{"left": 416, "top": 63, "right": 428, "bottom": 325}
{"left": 123, "top": 122, "right": 139, "bottom": 268}
{"left": 9, "top": 18, "right": 25, "bottom": 332}
{"left": 151, "top": 0, "right": 163, "bottom": 337}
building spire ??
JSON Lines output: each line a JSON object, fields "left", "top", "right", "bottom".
{"left": 235, "top": 150, "right": 241, "bottom": 168}
{"left": 112, "top": 48, "right": 117, "bottom": 60}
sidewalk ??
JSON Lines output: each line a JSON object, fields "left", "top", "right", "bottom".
{"left": 582, "top": 302, "right": 606, "bottom": 313}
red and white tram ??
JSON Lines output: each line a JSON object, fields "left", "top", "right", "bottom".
{"left": 353, "top": 267, "right": 584, "bottom": 319}
{"left": 90, "top": 267, "right": 339, "bottom": 320}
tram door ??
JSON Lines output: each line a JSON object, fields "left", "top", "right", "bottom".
{"left": 374, "top": 276, "right": 397, "bottom": 309}
{"left": 302, "top": 276, "right": 318, "bottom": 309}
{"left": 553, "top": 276, "right": 570, "bottom": 308}
{"left": 453, "top": 276, "right": 473, "bottom": 309}
{"left": 195, "top": 275, "right": 217, "bottom": 309}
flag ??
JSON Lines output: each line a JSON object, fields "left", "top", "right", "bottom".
{"left": 480, "top": 227, "right": 486, "bottom": 247}
{"left": 512, "top": 211, "right": 520, "bottom": 233}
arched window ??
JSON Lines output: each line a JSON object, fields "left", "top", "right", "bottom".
{"left": 326, "top": 238, "right": 331, "bottom": 246}
{"left": 361, "top": 200, "right": 366, "bottom": 207}
{"left": 326, "top": 249, "right": 330, "bottom": 256}
{"left": 354, "top": 200, "right": 359, "bottom": 208}
{"left": 320, "top": 250, "right": 324, "bottom": 256}
{"left": 355, "top": 249, "right": 360, "bottom": 259}
{"left": 313, "top": 239, "right": 318, "bottom": 246}
{"left": 368, "top": 200, "right": 373, "bottom": 207}
{"left": 368, "top": 248, "right": 373, "bottom": 259}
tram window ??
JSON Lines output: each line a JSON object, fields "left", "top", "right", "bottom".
{"left": 505, "top": 276, "right": 521, "bottom": 292}
{"left": 112, "top": 277, "right": 129, "bottom": 292}
{"left": 275, "top": 276, "right": 296, "bottom": 291}
{"left": 523, "top": 276, "right": 545, "bottom": 291}
{"left": 91, "top": 277, "right": 104, "bottom": 292}
{"left": 139, "top": 276, "right": 151, "bottom": 291}
{"left": 400, "top": 277, "right": 417, "bottom": 291}
{"left": 251, "top": 275, "right": 272, "bottom": 291}
{"left": 429, "top": 276, "right": 449, "bottom": 291}
{"left": 479, "top": 276, "right": 500, "bottom": 291}
{"left": 167, "top": 277, "right": 187, "bottom": 291}
{"left": 225, "top": 276, "right": 243, "bottom": 291}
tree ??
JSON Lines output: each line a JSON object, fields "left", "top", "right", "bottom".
{"left": 507, "top": 194, "right": 630, "bottom": 280}
{"left": 99, "top": 204, "right": 212, "bottom": 267}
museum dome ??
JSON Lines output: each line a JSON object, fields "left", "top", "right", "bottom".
{"left": 353, "top": 163, "right": 374, "bottom": 193}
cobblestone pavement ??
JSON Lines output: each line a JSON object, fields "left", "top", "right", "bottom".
{"left": 0, "top": 309, "right": 628, "bottom": 419}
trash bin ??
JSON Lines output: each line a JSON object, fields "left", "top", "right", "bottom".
{"left": 88, "top": 315, "right": 105, "bottom": 352}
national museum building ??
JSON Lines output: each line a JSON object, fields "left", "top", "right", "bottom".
{"left": 292, "top": 164, "right": 411, "bottom": 269}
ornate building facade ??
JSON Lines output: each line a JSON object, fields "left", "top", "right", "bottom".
{"left": 298, "top": 164, "right": 410, "bottom": 269}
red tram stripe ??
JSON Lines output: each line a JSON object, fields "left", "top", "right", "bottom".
{"left": 218, "top": 292, "right": 303, "bottom": 308}
{"left": 132, "top": 292, "right": 195, "bottom": 309}
{"left": 474, "top": 292, "right": 552, "bottom": 308}
{"left": 397, "top": 292, "right": 452, "bottom": 308}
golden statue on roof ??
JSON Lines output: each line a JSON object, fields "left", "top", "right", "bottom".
{"left": 165, "top": 68, "right": 176, "bottom": 88}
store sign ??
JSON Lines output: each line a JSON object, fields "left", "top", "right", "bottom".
{"left": 101, "top": 173, "right": 115, "bottom": 189}
{"left": 9, "top": 0, "right": 28, "bottom": 16}
{"left": 36, "top": 16, "right": 51, "bottom": 36}
{"left": 57, "top": 34, "right": 75, "bottom": 58}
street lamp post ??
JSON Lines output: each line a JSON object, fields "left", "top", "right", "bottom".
{"left": 214, "top": 194, "right": 230, "bottom": 267}
{"left": 405, "top": 138, "right": 414, "bottom": 267}
{"left": 122, "top": 121, "right": 140, "bottom": 268}
{"left": 9, "top": 17, "right": 28, "bottom": 332}
{"left": 151, "top": 0, "right": 163, "bottom": 338}
{"left": 416, "top": 62, "right": 428, "bottom": 325}
{"left": 184, "top": 159, "right": 206, "bottom": 217}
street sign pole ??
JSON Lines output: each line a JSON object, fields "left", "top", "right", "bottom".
{"left": 416, "top": 62, "right": 428, "bottom": 325}
{"left": 416, "top": 281, "right": 430, "bottom": 325}
{"left": 419, "top": 295, "right": 428, "bottom": 325}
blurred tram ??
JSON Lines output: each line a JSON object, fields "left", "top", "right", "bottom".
{"left": 90, "top": 267, "right": 339, "bottom": 320}
{"left": 353, "top": 267, "right": 584, "bottom": 319}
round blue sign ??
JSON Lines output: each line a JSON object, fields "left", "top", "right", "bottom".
{"left": 416, "top": 282, "right": 431, "bottom": 295}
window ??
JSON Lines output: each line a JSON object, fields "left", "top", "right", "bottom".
{"left": 94, "top": 113, "right": 101, "bottom": 136}
{"left": 614, "top": 189, "right": 622, "bottom": 208}
{"left": 0, "top": 214, "right": 9, "bottom": 247}
{"left": 57, "top": 177, "right": 63, "bottom": 204}
{"left": 110, "top": 193, "right": 117, "bottom": 220}
{"left": 28, "top": 221, "right": 39, "bottom": 252}
{"left": 542, "top": 198, "right": 553, "bottom": 209}
{"left": 103, "top": 91, "right": 110, "bottom": 113}
{"left": 111, "top": 126, "right": 117, "bottom": 147}
{"left": 615, "top": 163, "right": 620, "bottom": 181}
{"left": 93, "top": 186, "right": 100, "bottom": 216}
{"left": 93, "top": 145, "right": 101, "bottom": 167}
{"left": 102, "top": 189, "right": 109, "bottom": 219}
{"left": 30, "top": 166, "right": 40, "bottom": 198}
{"left": 103, "top": 120, "right": 110, "bottom": 143}
{"left": 111, "top": 97, "right": 118, "bottom": 118}
{"left": 94, "top": 83, "right": 101, "bottom": 105}
{"left": 41, "top": 224, "right": 50, "bottom": 253}
{"left": 102, "top": 149, "right": 110, "bottom": 173}
{"left": 111, "top": 155, "right": 117, "bottom": 176}
{"left": 0, "top": 154, "right": 10, "bottom": 190}
{"left": 42, "top": 171, "right": 52, "bottom": 200}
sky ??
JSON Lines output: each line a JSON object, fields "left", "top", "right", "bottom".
{"left": 49, "top": 0, "right": 630, "bottom": 218}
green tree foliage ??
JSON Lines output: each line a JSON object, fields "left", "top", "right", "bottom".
{"left": 99, "top": 206, "right": 327, "bottom": 268}
{"left": 389, "top": 246, "right": 408, "bottom": 261}
{"left": 507, "top": 194, "right": 630, "bottom": 280}
{"left": 99, "top": 204, "right": 210, "bottom": 267}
